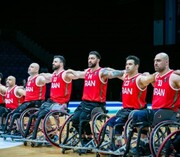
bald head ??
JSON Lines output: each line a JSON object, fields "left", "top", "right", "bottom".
{"left": 154, "top": 52, "right": 170, "bottom": 73}
{"left": 156, "top": 52, "right": 169, "bottom": 61}
{"left": 28, "top": 63, "right": 40, "bottom": 76}
{"left": 6, "top": 76, "right": 16, "bottom": 88}
{"left": 31, "top": 63, "right": 40, "bottom": 71}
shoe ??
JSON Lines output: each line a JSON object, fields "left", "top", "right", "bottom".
{"left": 130, "top": 140, "right": 151, "bottom": 156}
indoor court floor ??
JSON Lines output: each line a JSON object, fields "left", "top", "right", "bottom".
{"left": 0, "top": 139, "right": 99, "bottom": 157}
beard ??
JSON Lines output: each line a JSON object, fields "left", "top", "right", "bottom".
{"left": 88, "top": 62, "right": 96, "bottom": 68}
{"left": 52, "top": 65, "right": 60, "bottom": 71}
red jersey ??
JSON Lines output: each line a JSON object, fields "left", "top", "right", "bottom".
{"left": 122, "top": 74, "right": 147, "bottom": 109}
{"left": 152, "top": 70, "right": 180, "bottom": 112}
{"left": 0, "top": 84, "right": 5, "bottom": 104}
{"left": 5, "top": 86, "right": 25, "bottom": 109}
{"left": 50, "top": 70, "right": 72, "bottom": 104}
{"left": 82, "top": 68, "right": 108, "bottom": 102}
{"left": 25, "top": 75, "right": 46, "bottom": 102}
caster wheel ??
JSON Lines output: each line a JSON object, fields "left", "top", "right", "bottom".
{"left": 31, "top": 142, "right": 35, "bottom": 147}
{"left": 24, "top": 141, "right": 27, "bottom": 146}
{"left": 62, "top": 148, "right": 65, "bottom": 154}
{"left": 96, "top": 153, "right": 100, "bottom": 157}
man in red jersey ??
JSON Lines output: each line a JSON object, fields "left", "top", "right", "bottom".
{"left": 3, "top": 63, "right": 47, "bottom": 134}
{"left": 0, "top": 76, "right": 25, "bottom": 131}
{"left": 131, "top": 52, "right": 180, "bottom": 155}
{"left": 24, "top": 55, "right": 76, "bottom": 139}
{"left": 106, "top": 55, "right": 155, "bottom": 152}
{"left": 0, "top": 73, "right": 5, "bottom": 107}
{"left": 66, "top": 51, "right": 126, "bottom": 145}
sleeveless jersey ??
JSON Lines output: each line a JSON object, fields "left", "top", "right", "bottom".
{"left": 50, "top": 70, "right": 72, "bottom": 104}
{"left": 122, "top": 73, "right": 147, "bottom": 109}
{"left": 0, "top": 84, "right": 5, "bottom": 104}
{"left": 25, "top": 75, "right": 46, "bottom": 102}
{"left": 82, "top": 68, "right": 108, "bottom": 102}
{"left": 152, "top": 70, "right": 180, "bottom": 112}
{"left": 5, "top": 86, "right": 25, "bottom": 109}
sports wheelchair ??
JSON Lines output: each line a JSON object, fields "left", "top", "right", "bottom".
{"left": 0, "top": 108, "right": 11, "bottom": 133}
{"left": 59, "top": 107, "right": 109, "bottom": 155}
{"left": 94, "top": 109, "right": 138, "bottom": 157}
{"left": 20, "top": 106, "right": 69, "bottom": 147}
{"left": 0, "top": 107, "right": 38, "bottom": 141}
{"left": 123, "top": 109, "right": 180, "bottom": 157}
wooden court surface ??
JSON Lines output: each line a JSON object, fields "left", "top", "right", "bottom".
{"left": 0, "top": 112, "right": 113, "bottom": 157}
{"left": 0, "top": 144, "right": 104, "bottom": 157}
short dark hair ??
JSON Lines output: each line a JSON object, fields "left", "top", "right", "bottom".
{"left": 126, "top": 55, "right": 140, "bottom": 66}
{"left": 54, "top": 55, "right": 66, "bottom": 66}
{"left": 89, "top": 51, "right": 101, "bottom": 59}
{"left": 0, "top": 73, "right": 3, "bottom": 79}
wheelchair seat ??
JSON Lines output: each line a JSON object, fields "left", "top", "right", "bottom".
{"left": 152, "top": 109, "right": 178, "bottom": 126}
{"left": 90, "top": 107, "right": 106, "bottom": 120}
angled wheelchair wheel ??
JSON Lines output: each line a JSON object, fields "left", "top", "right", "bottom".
{"left": 19, "top": 107, "right": 39, "bottom": 137}
{"left": 149, "top": 120, "right": 180, "bottom": 157}
{"left": 43, "top": 110, "right": 69, "bottom": 147}
{"left": 59, "top": 114, "right": 79, "bottom": 152}
{"left": 157, "top": 129, "right": 180, "bottom": 157}
{"left": 91, "top": 112, "right": 110, "bottom": 145}
{"left": 123, "top": 116, "right": 139, "bottom": 144}
{"left": 96, "top": 115, "right": 128, "bottom": 156}
{"left": 96, "top": 116, "right": 115, "bottom": 151}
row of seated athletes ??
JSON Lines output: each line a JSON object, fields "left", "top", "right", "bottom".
{"left": 0, "top": 51, "right": 105, "bottom": 147}
{"left": 0, "top": 53, "right": 77, "bottom": 133}
{"left": 59, "top": 53, "right": 180, "bottom": 156}
{"left": 27, "top": 53, "right": 179, "bottom": 155}
{"left": 0, "top": 52, "right": 180, "bottom": 155}
{"left": 0, "top": 56, "right": 74, "bottom": 144}
{"left": 60, "top": 52, "right": 180, "bottom": 156}
{"left": 0, "top": 62, "right": 47, "bottom": 135}
{"left": 0, "top": 50, "right": 127, "bottom": 146}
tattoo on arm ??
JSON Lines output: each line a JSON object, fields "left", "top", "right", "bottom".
{"left": 102, "top": 68, "right": 125, "bottom": 78}
{"left": 112, "top": 70, "right": 124, "bottom": 77}
{"left": 102, "top": 69, "right": 110, "bottom": 76}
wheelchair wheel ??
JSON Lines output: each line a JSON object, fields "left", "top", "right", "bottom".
{"left": 59, "top": 114, "right": 79, "bottom": 151}
{"left": 124, "top": 117, "right": 133, "bottom": 140}
{"left": 123, "top": 117, "right": 139, "bottom": 143}
{"left": 43, "top": 110, "right": 69, "bottom": 147}
{"left": 149, "top": 120, "right": 180, "bottom": 157}
{"left": 97, "top": 115, "right": 128, "bottom": 156}
{"left": 19, "top": 107, "right": 39, "bottom": 137}
{"left": 96, "top": 115, "right": 116, "bottom": 152}
{"left": 157, "top": 130, "right": 180, "bottom": 157}
{"left": 0, "top": 112, "right": 8, "bottom": 130}
{"left": 91, "top": 112, "right": 109, "bottom": 145}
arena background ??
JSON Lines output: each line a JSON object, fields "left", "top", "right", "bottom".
{"left": 0, "top": 0, "right": 179, "bottom": 104}
{"left": 0, "top": 1, "right": 179, "bottom": 156}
